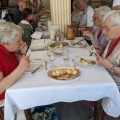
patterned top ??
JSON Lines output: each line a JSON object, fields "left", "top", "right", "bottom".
{"left": 71, "top": 11, "right": 83, "bottom": 23}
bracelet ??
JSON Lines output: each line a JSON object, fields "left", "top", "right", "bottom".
{"left": 110, "top": 65, "right": 116, "bottom": 73}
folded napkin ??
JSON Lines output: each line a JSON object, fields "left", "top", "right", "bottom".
{"left": 31, "top": 31, "right": 43, "bottom": 39}
{"left": 30, "top": 52, "right": 43, "bottom": 60}
{"left": 30, "top": 39, "right": 49, "bottom": 50}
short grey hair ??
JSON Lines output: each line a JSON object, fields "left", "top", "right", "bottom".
{"left": 103, "top": 10, "right": 120, "bottom": 25}
{"left": 94, "top": 6, "right": 111, "bottom": 20}
{"left": 81, "top": 0, "right": 90, "bottom": 4}
{"left": 0, "top": 22, "right": 23, "bottom": 44}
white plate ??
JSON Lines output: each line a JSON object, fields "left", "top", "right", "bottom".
{"left": 24, "top": 60, "right": 45, "bottom": 73}
{"left": 48, "top": 66, "right": 81, "bottom": 83}
{"left": 75, "top": 56, "right": 98, "bottom": 68}
{"left": 39, "top": 19, "right": 48, "bottom": 22}
{"left": 69, "top": 40, "right": 87, "bottom": 48}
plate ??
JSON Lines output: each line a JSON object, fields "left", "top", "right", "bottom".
{"left": 49, "top": 42, "right": 69, "bottom": 54}
{"left": 75, "top": 56, "right": 98, "bottom": 68}
{"left": 25, "top": 60, "right": 45, "bottom": 73}
{"left": 69, "top": 40, "right": 87, "bottom": 48}
{"left": 39, "top": 19, "right": 48, "bottom": 22}
{"left": 41, "top": 15, "right": 48, "bottom": 19}
{"left": 48, "top": 66, "right": 81, "bottom": 83}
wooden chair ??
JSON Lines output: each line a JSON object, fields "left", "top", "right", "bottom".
{"left": 94, "top": 100, "right": 107, "bottom": 120}
{"left": 0, "top": 106, "right": 33, "bottom": 120}
{"left": 0, "top": 107, "right": 4, "bottom": 120}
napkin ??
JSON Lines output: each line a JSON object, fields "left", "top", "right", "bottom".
{"left": 30, "top": 52, "right": 43, "bottom": 60}
{"left": 31, "top": 31, "right": 43, "bottom": 39}
{"left": 30, "top": 39, "right": 48, "bottom": 50}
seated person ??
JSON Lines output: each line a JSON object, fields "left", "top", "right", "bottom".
{"left": 71, "top": 1, "right": 83, "bottom": 28}
{"left": 31, "top": 0, "right": 44, "bottom": 13}
{"left": 31, "top": 0, "right": 49, "bottom": 20}
{"left": 83, "top": 6, "right": 111, "bottom": 50}
{"left": 77, "top": 0, "right": 94, "bottom": 32}
{"left": 95, "top": 10, "right": 120, "bottom": 90}
{"left": 19, "top": 8, "right": 37, "bottom": 47}
{"left": 14, "top": 0, "right": 30, "bottom": 24}
{"left": 0, "top": 22, "right": 30, "bottom": 102}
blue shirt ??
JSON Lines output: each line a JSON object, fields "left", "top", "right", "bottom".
{"left": 14, "top": 10, "right": 22, "bottom": 25}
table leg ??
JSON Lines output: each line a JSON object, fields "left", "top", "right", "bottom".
{"left": 24, "top": 109, "right": 33, "bottom": 120}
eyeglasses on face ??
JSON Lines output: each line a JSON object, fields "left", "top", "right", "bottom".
{"left": 92, "top": 16, "right": 99, "bottom": 21}
{"left": 103, "top": 24, "right": 118, "bottom": 31}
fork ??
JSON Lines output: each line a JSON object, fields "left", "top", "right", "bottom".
{"left": 45, "top": 61, "right": 48, "bottom": 70}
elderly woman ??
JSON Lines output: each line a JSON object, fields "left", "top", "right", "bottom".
{"left": 95, "top": 10, "right": 120, "bottom": 90}
{"left": 71, "top": 1, "right": 83, "bottom": 28}
{"left": 0, "top": 22, "right": 30, "bottom": 103}
{"left": 83, "top": 6, "right": 111, "bottom": 50}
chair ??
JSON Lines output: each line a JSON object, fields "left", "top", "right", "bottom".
{"left": 0, "top": 106, "right": 33, "bottom": 120}
{"left": 94, "top": 100, "right": 107, "bottom": 120}
{"left": 0, "top": 107, "right": 4, "bottom": 120}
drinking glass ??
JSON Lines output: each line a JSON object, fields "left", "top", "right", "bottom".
{"left": 62, "top": 48, "right": 70, "bottom": 66}
{"left": 47, "top": 49, "right": 56, "bottom": 68}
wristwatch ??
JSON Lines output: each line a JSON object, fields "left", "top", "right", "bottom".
{"left": 110, "top": 65, "right": 116, "bottom": 72}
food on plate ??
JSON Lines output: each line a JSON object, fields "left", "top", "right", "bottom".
{"left": 51, "top": 68, "right": 79, "bottom": 80}
{"left": 80, "top": 58, "right": 96, "bottom": 65}
{"left": 50, "top": 42, "right": 69, "bottom": 48}
{"left": 73, "top": 41, "right": 82, "bottom": 46}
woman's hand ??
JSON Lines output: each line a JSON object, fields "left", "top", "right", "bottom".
{"left": 19, "top": 40, "right": 28, "bottom": 55}
{"left": 39, "top": 10, "right": 50, "bottom": 16}
{"left": 94, "top": 45, "right": 103, "bottom": 55}
{"left": 18, "top": 55, "right": 30, "bottom": 72}
{"left": 79, "top": 27, "right": 87, "bottom": 33}
{"left": 83, "top": 31, "right": 95, "bottom": 40}
{"left": 96, "top": 52, "right": 112, "bottom": 69}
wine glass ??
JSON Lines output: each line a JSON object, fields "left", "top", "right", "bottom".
{"left": 47, "top": 49, "right": 56, "bottom": 68}
{"left": 62, "top": 48, "right": 70, "bottom": 66}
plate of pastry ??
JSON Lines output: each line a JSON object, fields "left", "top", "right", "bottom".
{"left": 75, "top": 56, "right": 98, "bottom": 68}
{"left": 69, "top": 40, "right": 87, "bottom": 48}
{"left": 48, "top": 66, "right": 81, "bottom": 83}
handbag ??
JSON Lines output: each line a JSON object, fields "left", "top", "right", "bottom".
{"left": 32, "top": 105, "right": 58, "bottom": 120}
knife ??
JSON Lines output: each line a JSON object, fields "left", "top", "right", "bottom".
{"left": 31, "top": 62, "right": 46, "bottom": 74}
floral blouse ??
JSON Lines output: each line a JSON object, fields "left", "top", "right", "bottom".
{"left": 71, "top": 11, "right": 83, "bottom": 23}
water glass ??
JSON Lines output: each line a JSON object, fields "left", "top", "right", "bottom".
{"left": 62, "top": 49, "right": 70, "bottom": 66}
{"left": 47, "top": 49, "right": 56, "bottom": 68}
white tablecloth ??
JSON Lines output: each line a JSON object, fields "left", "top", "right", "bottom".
{"left": 4, "top": 39, "right": 120, "bottom": 120}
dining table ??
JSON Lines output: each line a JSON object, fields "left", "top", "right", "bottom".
{"left": 4, "top": 36, "right": 120, "bottom": 120}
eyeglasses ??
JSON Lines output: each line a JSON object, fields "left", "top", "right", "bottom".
{"left": 103, "top": 24, "right": 118, "bottom": 31}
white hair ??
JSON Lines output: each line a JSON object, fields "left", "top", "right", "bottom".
{"left": 94, "top": 6, "right": 111, "bottom": 20}
{"left": 0, "top": 22, "right": 24, "bottom": 44}
{"left": 103, "top": 10, "right": 120, "bottom": 25}
{"left": 81, "top": 0, "right": 90, "bottom": 4}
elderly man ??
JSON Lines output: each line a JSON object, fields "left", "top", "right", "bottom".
{"left": 77, "top": 0, "right": 94, "bottom": 32}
